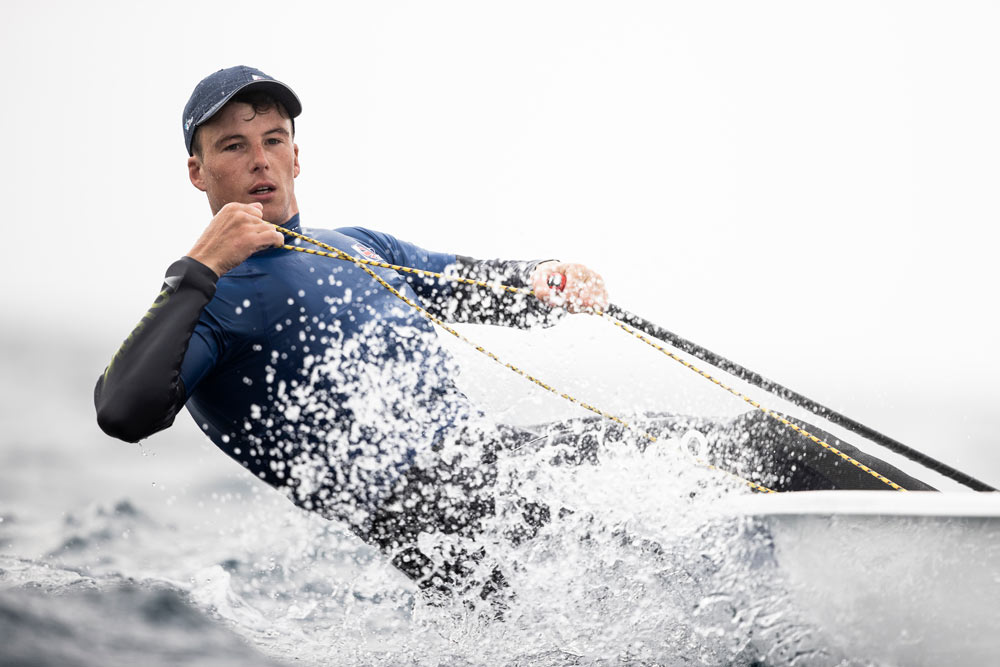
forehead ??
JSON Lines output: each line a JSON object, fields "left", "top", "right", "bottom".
{"left": 199, "top": 101, "right": 292, "bottom": 137}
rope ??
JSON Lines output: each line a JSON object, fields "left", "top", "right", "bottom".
{"left": 273, "top": 225, "right": 907, "bottom": 492}
{"left": 598, "top": 313, "right": 906, "bottom": 490}
{"left": 275, "top": 227, "right": 772, "bottom": 493}
{"left": 278, "top": 226, "right": 531, "bottom": 296}
{"left": 605, "top": 304, "right": 994, "bottom": 492}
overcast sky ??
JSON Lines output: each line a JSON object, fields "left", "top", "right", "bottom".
{"left": 3, "top": 1, "right": 998, "bottom": 487}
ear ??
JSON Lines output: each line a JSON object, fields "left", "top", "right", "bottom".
{"left": 293, "top": 143, "right": 300, "bottom": 178}
{"left": 188, "top": 155, "right": 207, "bottom": 192}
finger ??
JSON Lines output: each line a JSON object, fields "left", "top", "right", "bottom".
{"left": 565, "top": 278, "right": 606, "bottom": 312}
{"left": 536, "top": 273, "right": 568, "bottom": 304}
{"left": 530, "top": 267, "right": 555, "bottom": 300}
{"left": 575, "top": 276, "right": 608, "bottom": 308}
{"left": 546, "top": 272, "right": 568, "bottom": 293}
{"left": 532, "top": 280, "right": 555, "bottom": 303}
{"left": 252, "top": 234, "right": 283, "bottom": 252}
{"left": 593, "top": 288, "right": 609, "bottom": 310}
{"left": 220, "top": 201, "right": 262, "bottom": 217}
{"left": 260, "top": 226, "right": 284, "bottom": 248}
{"left": 534, "top": 284, "right": 564, "bottom": 308}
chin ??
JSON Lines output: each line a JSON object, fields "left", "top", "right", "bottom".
{"left": 259, "top": 204, "right": 282, "bottom": 223}
{"left": 267, "top": 210, "right": 289, "bottom": 225}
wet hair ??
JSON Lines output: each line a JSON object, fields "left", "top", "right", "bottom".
{"left": 190, "top": 90, "right": 295, "bottom": 158}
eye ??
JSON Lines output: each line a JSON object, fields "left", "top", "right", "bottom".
{"left": 266, "top": 137, "right": 283, "bottom": 145}
{"left": 223, "top": 142, "right": 243, "bottom": 152}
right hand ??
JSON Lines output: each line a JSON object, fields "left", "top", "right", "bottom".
{"left": 530, "top": 261, "right": 609, "bottom": 313}
{"left": 186, "top": 202, "right": 285, "bottom": 277}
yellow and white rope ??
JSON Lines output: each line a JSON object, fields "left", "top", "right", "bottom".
{"left": 275, "top": 225, "right": 905, "bottom": 492}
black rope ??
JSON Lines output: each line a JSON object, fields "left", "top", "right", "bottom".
{"left": 606, "top": 303, "right": 997, "bottom": 492}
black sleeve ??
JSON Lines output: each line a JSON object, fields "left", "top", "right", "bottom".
{"left": 94, "top": 257, "right": 219, "bottom": 443}
{"left": 421, "top": 256, "right": 566, "bottom": 328}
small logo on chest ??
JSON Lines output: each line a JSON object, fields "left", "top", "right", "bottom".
{"left": 351, "top": 242, "right": 385, "bottom": 263}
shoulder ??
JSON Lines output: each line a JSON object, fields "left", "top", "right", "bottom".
{"left": 300, "top": 224, "right": 456, "bottom": 274}
{"left": 326, "top": 226, "right": 401, "bottom": 264}
{"left": 332, "top": 226, "right": 397, "bottom": 252}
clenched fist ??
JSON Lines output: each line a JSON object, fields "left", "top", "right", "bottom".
{"left": 187, "top": 202, "right": 285, "bottom": 277}
{"left": 531, "top": 261, "right": 609, "bottom": 313}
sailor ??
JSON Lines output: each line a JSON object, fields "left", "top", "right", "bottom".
{"left": 97, "top": 66, "right": 939, "bottom": 609}
{"left": 94, "top": 66, "right": 608, "bottom": 603}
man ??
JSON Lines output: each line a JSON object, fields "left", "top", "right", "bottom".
{"left": 95, "top": 66, "right": 608, "bottom": 603}
{"left": 97, "top": 66, "right": 936, "bottom": 608}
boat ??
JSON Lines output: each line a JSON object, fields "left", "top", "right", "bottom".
{"left": 720, "top": 490, "right": 1000, "bottom": 665}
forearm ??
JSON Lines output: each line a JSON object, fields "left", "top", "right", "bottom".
{"left": 429, "top": 256, "right": 566, "bottom": 328}
{"left": 94, "top": 257, "right": 218, "bottom": 442}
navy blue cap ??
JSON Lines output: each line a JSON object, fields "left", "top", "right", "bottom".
{"left": 182, "top": 66, "right": 302, "bottom": 156}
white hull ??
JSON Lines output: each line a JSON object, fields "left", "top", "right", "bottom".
{"left": 723, "top": 491, "right": 1000, "bottom": 665}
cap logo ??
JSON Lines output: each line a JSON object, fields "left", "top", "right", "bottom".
{"left": 252, "top": 74, "right": 264, "bottom": 81}
{"left": 184, "top": 116, "right": 194, "bottom": 131}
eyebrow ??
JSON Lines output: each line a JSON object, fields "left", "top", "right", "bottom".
{"left": 214, "top": 133, "right": 246, "bottom": 148}
{"left": 213, "top": 127, "right": 291, "bottom": 149}
{"left": 264, "top": 127, "right": 291, "bottom": 138}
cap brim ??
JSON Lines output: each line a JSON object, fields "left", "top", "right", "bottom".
{"left": 195, "top": 79, "right": 302, "bottom": 129}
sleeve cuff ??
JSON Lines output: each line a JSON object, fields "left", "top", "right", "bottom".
{"left": 170, "top": 256, "right": 220, "bottom": 299}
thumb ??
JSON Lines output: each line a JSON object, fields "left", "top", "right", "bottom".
{"left": 249, "top": 202, "right": 264, "bottom": 216}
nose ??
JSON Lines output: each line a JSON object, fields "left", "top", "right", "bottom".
{"left": 250, "top": 142, "right": 269, "bottom": 171}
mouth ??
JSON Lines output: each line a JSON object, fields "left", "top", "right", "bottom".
{"left": 249, "top": 183, "right": 277, "bottom": 198}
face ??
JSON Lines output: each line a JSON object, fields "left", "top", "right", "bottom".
{"left": 188, "top": 102, "right": 300, "bottom": 224}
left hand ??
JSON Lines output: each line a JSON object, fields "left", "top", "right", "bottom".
{"left": 530, "top": 261, "right": 609, "bottom": 313}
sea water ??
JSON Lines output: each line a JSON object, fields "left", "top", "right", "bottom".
{"left": 2, "top": 329, "right": 995, "bottom": 666}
